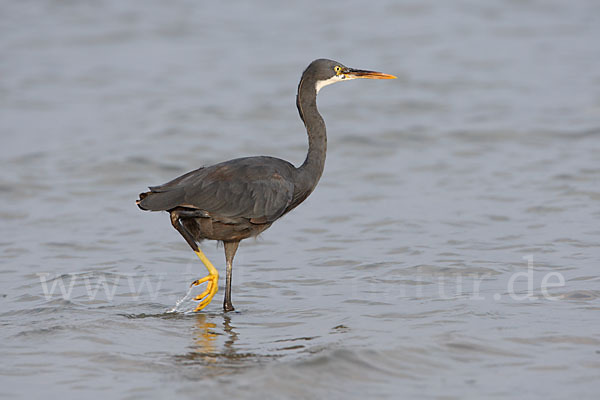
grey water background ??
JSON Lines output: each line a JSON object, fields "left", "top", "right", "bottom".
{"left": 1, "top": 0, "right": 599, "bottom": 398}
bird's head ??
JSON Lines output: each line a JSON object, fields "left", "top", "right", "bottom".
{"left": 302, "top": 59, "right": 397, "bottom": 94}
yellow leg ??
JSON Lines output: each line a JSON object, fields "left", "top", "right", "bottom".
{"left": 190, "top": 248, "right": 219, "bottom": 312}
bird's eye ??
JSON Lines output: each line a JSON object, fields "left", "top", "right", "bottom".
{"left": 334, "top": 66, "right": 342, "bottom": 74}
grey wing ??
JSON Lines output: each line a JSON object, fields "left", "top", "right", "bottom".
{"left": 188, "top": 177, "right": 295, "bottom": 222}
{"left": 137, "top": 158, "right": 296, "bottom": 223}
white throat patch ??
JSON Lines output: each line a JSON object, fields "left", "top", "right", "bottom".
{"left": 315, "top": 75, "right": 345, "bottom": 94}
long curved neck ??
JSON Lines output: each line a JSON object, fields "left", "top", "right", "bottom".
{"left": 296, "top": 75, "right": 326, "bottom": 192}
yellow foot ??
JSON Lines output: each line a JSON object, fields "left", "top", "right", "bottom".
{"left": 190, "top": 249, "right": 219, "bottom": 312}
{"left": 190, "top": 273, "right": 219, "bottom": 311}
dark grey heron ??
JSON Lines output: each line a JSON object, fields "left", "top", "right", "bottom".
{"left": 137, "top": 59, "right": 396, "bottom": 312}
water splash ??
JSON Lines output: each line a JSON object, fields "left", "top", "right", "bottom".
{"left": 167, "top": 285, "right": 197, "bottom": 314}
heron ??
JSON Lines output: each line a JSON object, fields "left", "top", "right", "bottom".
{"left": 137, "top": 59, "right": 396, "bottom": 312}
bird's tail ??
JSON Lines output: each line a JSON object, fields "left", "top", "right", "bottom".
{"left": 136, "top": 186, "right": 185, "bottom": 211}
{"left": 136, "top": 191, "right": 152, "bottom": 210}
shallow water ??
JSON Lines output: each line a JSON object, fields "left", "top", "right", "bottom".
{"left": 1, "top": 1, "right": 599, "bottom": 399}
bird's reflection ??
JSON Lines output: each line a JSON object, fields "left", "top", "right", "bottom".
{"left": 190, "top": 313, "right": 219, "bottom": 360}
{"left": 222, "top": 314, "right": 238, "bottom": 355}
{"left": 177, "top": 311, "right": 269, "bottom": 372}
{"left": 182, "top": 313, "right": 242, "bottom": 366}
